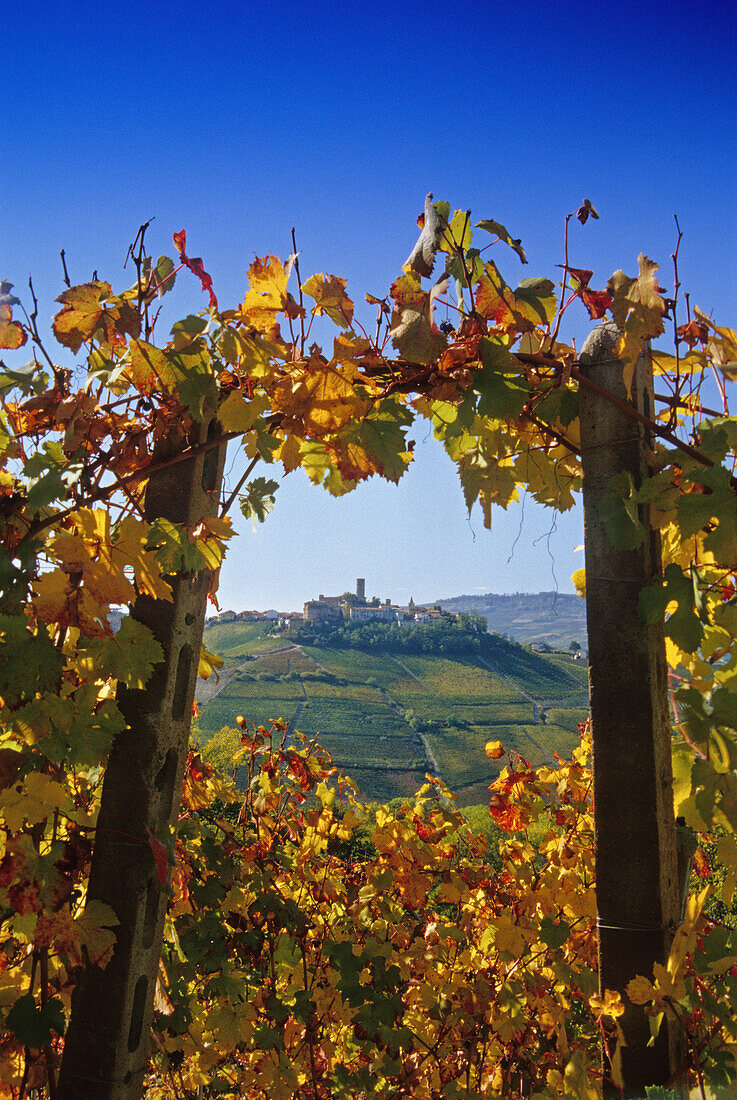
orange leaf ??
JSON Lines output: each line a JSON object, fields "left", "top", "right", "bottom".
{"left": 52, "top": 281, "right": 112, "bottom": 352}
{"left": 0, "top": 304, "right": 27, "bottom": 349}
{"left": 485, "top": 740, "right": 505, "bottom": 760}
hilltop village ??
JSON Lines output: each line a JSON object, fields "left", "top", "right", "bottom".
{"left": 207, "top": 578, "right": 457, "bottom": 630}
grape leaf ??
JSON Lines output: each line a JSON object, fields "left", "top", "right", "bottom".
{"left": 269, "top": 356, "right": 369, "bottom": 437}
{"left": 301, "top": 274, "right": 354, "bottom": 329}
{"left": 75, "top": 898, "right": 119, "bottom": 968}
{"left": 0, "top": 772, "right": 71, "bottom": 831}
{"left": 404, "top": 192, "right": 447, "bottom": 279}
{"left": 325, "top": 403, "right": 414, "bottom": 485}
{"left": 639, "top": 563, "right": 704, "bottom": 653}
{"left": 76, "top": 616, "right": 164, "bottom": 689}
{"left": 217, "top": 390, "right": 269, "bottom": 433}
{"left": 241, "top": 255, "right": 290, "bottom": 331}
{"left": 0, "top": 616, "right": 62, "bottom": 709}
{"left": 52, "top": 281, "right": 112, "bottom": 352}
{"left": 440, "top": 209, "right": 472, "bottom": 254}
{"left": 0, "top": 304, "right": 27, "bottom": 350}
{"left": 475, "top": 338, "right": 528, "bottom": 419}
{"left": 6, "top": 994, "right": 65, "bottom": 1048}
{"left": 127, "top": 339, "right": 179, "bottom": 396}
{"left": 240, "top": 477, "right": 279, "bottom": 527}
{"left": 173, "top": 230, "right": 217, "bottom": 309}
{"left": 598, "top": 471, "right": 647, "bottom": 550}
{"left": 389, "top": 273, "right": 447, "bottom": 365}
{"left": 475, "top": 218, "right": 527, "bottom": 263}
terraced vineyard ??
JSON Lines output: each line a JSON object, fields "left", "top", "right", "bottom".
{"left": 197, "top": 622, "right": 589, "bottom": 806}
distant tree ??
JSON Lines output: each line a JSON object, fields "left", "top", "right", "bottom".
{"left": 201, "top": 725, "right": 242, "bottom": 774}
{"left": 569, "top": 640, "right": 582, "bottom": 653}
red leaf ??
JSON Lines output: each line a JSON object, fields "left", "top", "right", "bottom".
{"left": 286, "top": 753, "right": 314, "bottom": 792}
{"left": 187, "top": 752, "right": 212, "bottom": 783}
{"left": 146, "top": 829, "right": 170, "bottom": 886}
{"left": 693, "top": 848, "right": 711, "bottom": 879}
{"left": 677, "top": 319, "right": 709, "bottom": 349}
{"left": 172, "top": 230, "right": 218, "bottom": 310}
{"left": 578, "top": 287, "right": 613, "bottom": 320}
{"left": 413, "top": 815, "right": 434, "bottom": 842}
{"left": 567, "top": 267, "right": 593, "bottom": 288}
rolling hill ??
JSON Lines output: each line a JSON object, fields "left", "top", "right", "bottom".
{"left": 197, "top": 618, "right": 589, "bottom": 806}
{"left": 431, "top": 591, "right": 587, "bottom": 648}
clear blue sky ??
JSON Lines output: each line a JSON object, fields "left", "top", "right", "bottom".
{"left": 5, "top": 0, "right": 736, "bottom": 611}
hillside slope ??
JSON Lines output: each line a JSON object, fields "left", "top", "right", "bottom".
{"left": 197, "top": 620, "right": 589, "bottom": 806}
{"left": 431, "top": 591, "right": 587, "bottom": 648}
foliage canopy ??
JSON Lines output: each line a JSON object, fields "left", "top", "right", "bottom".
{"left": 1, "top": 197, "right": 737, "bottom": 1095}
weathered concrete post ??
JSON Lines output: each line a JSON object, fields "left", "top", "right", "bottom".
{"left": 578, "top": 322, "right": 682, "bottom": 1097}
{"left": 57, "top": 419, "right": 226, "bottom": 1100}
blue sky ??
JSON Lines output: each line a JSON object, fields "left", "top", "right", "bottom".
{"left": 5, "top": 0, "right": 736, "bottom": 610}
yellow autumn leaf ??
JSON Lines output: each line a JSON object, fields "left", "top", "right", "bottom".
{"left": 199, "top": 643, "right": 224, "bottom": 681}
{"left": 485, "top": 740, "right": 505, "bottom": 760}
{"left": 127, "top": 338, "right": 178, "bottom": 396}
{"left": 32, "top": 569, "right": 71, "bottom": 624}
{"left": 0, "top": 771, "right": 71, "bottom": 831}
{"left": 493, "top": 911, "right": 527, "bottom": 956}
{"left": 650, "top": 350, "right": 706, "bottom": 376}
{"left": 301, "top": 273, "right": 354, "bottom": 329}
{"left": 75, "top": 899, "right": 119, "bottom": 968}
{"left": 589, "top": 988, "right": 624, "bottom": 1018}
{"left": 571, "top": 568, "right": 586, "bottom": 598}
{"left": 113, "top": 516, "right": 173, "bottom": 602}
{"left": 273, "top": 432, "right": 303, "bottom": 474}
{"left": 269, "top": 360, "right": 369, "bottom": 438}
{"left": 52, "top": 281, "right": 112, "bottom": 352}
{"left": 217, "top": 390, "right": 269, "bottom": 433}
{"left": 72, "top": 509, "right": 135, "bottom": 605}
{"left": 436, "top": 881, "right": 462, "bottom": 903}
{"left": 241, "top": 255, "right": 288, "bottom": 331}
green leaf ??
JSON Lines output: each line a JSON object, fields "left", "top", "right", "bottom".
{"left": 440, "top": 209, "right": 472, "bottom": 254}
{"left": 0, "top": 616, "right": 63, "bottom": 708}
{"left": 475, "top": 219, "right": 528, "bottom": 263}
{"left": 534, "top": 386, "right": 579, "bottom": 428}
{"left": 476, "top": 338, "right": 528, "bottom": 419}
{"left": 676, "top": 461, "right": 737, "bottom": 564}
{"left": 598, "top": 471, "right": 647, "bottom": 550}
{"left": 146, "top": 518, "right": 225, "bottom": 573}
{"left": 513, "top": 277, "right": 557, "bottom": 325}
{"left": 6, "top": 994, "right": 66, "bottom": 1049}
{"left": 445, "top": 249, "right": 485, "bottom": 289}
{"left": 24, "top": 441, "right": 83, "bottom": 511}
{"left": 432, "top": 199, "right": 451, "bottom": 224}
{"left": 0, "top": 359, "right": 48, "bottom": 398}
{"left": 539, "top": 915, "right": 570, "bottom": 948}
{"left": 169, "top": 348, "right": 218, "bottom": 421}
{"left": 67, "top": 692, "right": 126, "bottom": 766}
{"left": 327, "top": 400, "right": 414, "bottom": 486}
{"left": 639, "top": 563, "right": 704, "bottom": 653}
{"left": 170, "top": 314, "right": 207, "bottom": 351}
{"left": 0, "top": 541, "right": 43, "bottom": 611}
{"left": 152, "top": 255, "right": 176, "bottom": 297}
{"left": 76, "top": 617, "right": 164, "bottom": 690}
{"left": 239, "top": 477, "right": 279, "bottom": 527}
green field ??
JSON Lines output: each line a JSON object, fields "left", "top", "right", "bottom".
{"left": 198, "top": 623, "right": 590, "bottom": 805}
